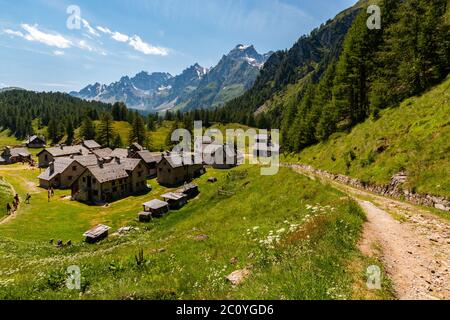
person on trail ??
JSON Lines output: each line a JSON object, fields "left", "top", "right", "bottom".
{"left": 48, "top": 188, "right": 51, "bottom": 202}
{"left": 25, "top": 193, "right": 31, "bottom": 204}
{"left": 51, "top": 187, "right": 54, "bottom": 197}
{"left": 6, "top": 203, "right": 11, "bottom": 215}
{"left": 14, "top": 194, "right": 19, "bottom": 204}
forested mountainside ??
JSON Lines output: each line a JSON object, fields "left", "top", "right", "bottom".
{"left": 293, "top": 75, "right": 450, "bottom": 198}
{"left": 0, "top": 90, "right": 112, "bottom": 140}
{"left": 222, "top": 0, "right": 449, "bottom": 153}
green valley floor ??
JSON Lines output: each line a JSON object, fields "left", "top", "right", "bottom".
{"left": 0, "top": 163, "right": 391, "bottom": 300}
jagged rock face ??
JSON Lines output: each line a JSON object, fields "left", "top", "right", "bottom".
{"left": 70, "top": 45, "right": 272, "bottom": 112}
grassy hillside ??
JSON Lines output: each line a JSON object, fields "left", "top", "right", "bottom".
{"left": 0, "top": 177, "right": 14, "bottom": 218}
{"left": 0, "top": 164, "right": 391, "bottom": 299}
{"left": 288, "top": 76, "right": 450, "bottom": 197}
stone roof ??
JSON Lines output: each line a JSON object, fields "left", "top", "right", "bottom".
{"left": 82, "top": 140, "right": 101, "bottom": 150}
{"left": 130, "top": 142, "right": 144, "bottom": 151}
{"left": 162, "top": 153, "right": 198, "bottom": 168}
{"left": 161, "top": 192, "right": 187, "bottom": 201}
{"left": 72, "top": 154, "right": 99, "bottom": 167}
{"left": 26, "top": 135, "right": 45, "bottom": 144}
{"left": 110, "top": 148, "right": 128, "bottom": 158}
{"left": 37, "top": 157, "right": 74, "bottom": 180}
{"left": 40, "top": 145, "right": 89, "bottom": 157}
{"left": 143, "top": 199, "right": 169, "bottom": 210}
{"left": 119, "top": 158, "right": 142, "bottom": 172}
{"left": 92, "top": 148, "right": 113, "bottom": 159}
{"left": 83, "top": 224, "right": 111, "bottom": 238}
{"left": 88, "top": 163, "right": 129, "bottom": 183}
{"left": 136, "top": 150, "right": 162, "bottom": 164}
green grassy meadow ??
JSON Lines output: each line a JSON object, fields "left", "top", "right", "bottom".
{"left": 0, "top": 163, "right": 391, "bottom": 300}
{"left": 287, "top": 76, "right": 450, "bottom": 198}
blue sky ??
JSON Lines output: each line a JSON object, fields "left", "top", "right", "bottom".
{"left": 0, "top": 0, "right": 357, "bottom": 92}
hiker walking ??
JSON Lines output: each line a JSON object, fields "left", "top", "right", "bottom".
{"left": 14, "top": 194, "right": 19, "bottom": 204}
{"left": 50, "top": 187, "right": 55, "bottom": 197}
{"left": 6, "top": 203, "right": 11, "bottom": 215}
{"left": 25, "top": 193, "right": 31, "bottom": 204}
{"left": 48, "top": 188, "right": 51, "bottom": 202}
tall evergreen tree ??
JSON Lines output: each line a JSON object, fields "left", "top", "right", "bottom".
{"left": 80, "top": 117, "right": 96, "bottom": 140}
{"left": 97, "top": 112, "right": 115, "bottom": 147}
{"left": 128, "top": 113, "right": 147, "bottom": 146}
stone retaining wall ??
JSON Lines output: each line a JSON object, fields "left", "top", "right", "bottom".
{"left": 285, "top": 163, "right": 450, "bottom": 212}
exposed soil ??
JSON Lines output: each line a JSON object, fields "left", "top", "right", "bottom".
{"left": 288, "top": 164, "right": 450, "bottom": 300}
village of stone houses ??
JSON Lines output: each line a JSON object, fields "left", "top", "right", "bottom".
{"left": 1, "top": 0, "right": 449, "bottom": 302}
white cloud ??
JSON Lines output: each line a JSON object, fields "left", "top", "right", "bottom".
{"left": 111, "top": 31, "right": 129, "bottom": 43}
{"left": 96, "top": 26, "right": 112, "bottom": 34}
{"left": 77, "top": 40, "right": 94, "bottom": 51}
{"left": 128, "top": 35, "right": 169, "bottom": 56}
{"left": 53, "top": 50, "right": 65, "bottom": 56}
{"left": 81, "top": 19, "right": 100, "bottom": 37}
{"left": 21, "top": 24, "right": 72, "bottom": 49}
{"left": 3, "top": 29, "right": 24, "bottom": 37}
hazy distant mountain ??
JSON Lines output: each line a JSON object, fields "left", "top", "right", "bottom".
{"left": 0, "top": 87, "right": 25, "bottom": 93}
{"left": 70, "top": 44, "right": 272, "bottom": 112}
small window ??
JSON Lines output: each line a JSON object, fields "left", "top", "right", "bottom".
{"left": 45, "top": 155, "right": 48, "bottom": 160}
{"left": 72, "top": 166, "right": 77, "bottom": 171}
{"left": 82, "top": 177, "right": 86, "bottom": 182}
{"left": 68, "top": 176, "right": 73, "bottom": 181}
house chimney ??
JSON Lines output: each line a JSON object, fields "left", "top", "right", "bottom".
{"left": 98, "top": 158, "right": 104, "bottom": 168}
{"left": 115, "top": 157, "right": 121, "bottom": 164}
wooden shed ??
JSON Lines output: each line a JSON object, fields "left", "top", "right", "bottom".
{"left": 176, "top": 183, "right": 199, "bottom": 200}
{"left": 161, "top": 192, "right": 188, "bottom": 210}
{"left": 83, "top": 224, "right": 111, "bottom": 244}
{"left": 141, "top": 199, "right": 170, "bottom": 219}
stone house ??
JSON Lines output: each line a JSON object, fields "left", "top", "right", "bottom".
{"left": 71, "top": 158, "right": 148, "bottom": 204}
{"left": 157, "top": 153, "right": 205, "bottom": 187}
{"left": 25, "top": 135, "right": 46, "bottom": 148}
{"left": 37, "top": 145, "right": 89, "bottom": 168}
{"left": 0, "top": 147, "right": 32, "bottom": 165}
{"left": 130, "top": 150, "right": 162, "bottom": 178}
{"left": 37, "top": 155, "right": 98, "bottom": 189}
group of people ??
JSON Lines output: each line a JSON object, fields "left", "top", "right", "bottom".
{"left": 4, "top": 187, "right": 55, "bottom": 216}
{"left": 6, "top": 193, "right": 31, "bottom": 215}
